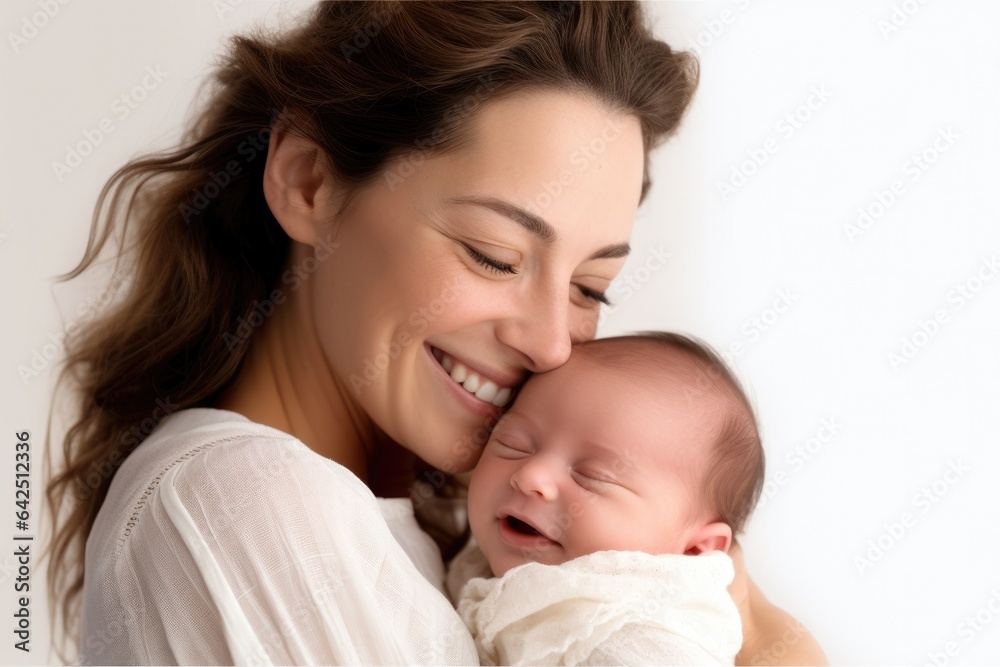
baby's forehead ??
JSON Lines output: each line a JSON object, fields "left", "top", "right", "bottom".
{"left": 527, "top": 343, "right": 736, "bottom": 433}
{"left": 519, "top": 348, "right": 727, "bottom": 444}
{"left": 550, "top": 343, "right": 721, "bottom": 399}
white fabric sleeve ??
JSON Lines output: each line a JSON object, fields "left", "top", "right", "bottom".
{"left": 458, "top": 550, "right": 741, "bottom": 666}
{"left": 445, "top": 536, "right": 494, "bottom": 605}
{"left": 133, "top": 435, "right": 479, "bottom": 665}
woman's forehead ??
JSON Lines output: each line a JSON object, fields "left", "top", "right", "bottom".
{"left": 433, "top": 89, "right": 645, "bottom": 232}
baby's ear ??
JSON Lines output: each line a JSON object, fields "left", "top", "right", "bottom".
{"left": 683, "top": 521, "right": 732, "bottom": 555}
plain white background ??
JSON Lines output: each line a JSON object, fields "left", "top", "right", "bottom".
{"left": 2, "top": 1, "right": 998, "bottom": 664}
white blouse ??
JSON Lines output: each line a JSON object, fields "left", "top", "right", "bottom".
{"left": 81, "top": 408, "right": 479, "bottom": 665}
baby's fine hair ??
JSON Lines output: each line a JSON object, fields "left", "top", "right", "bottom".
{"left": 572, "top": 332, "right": 765, "bottom": 536}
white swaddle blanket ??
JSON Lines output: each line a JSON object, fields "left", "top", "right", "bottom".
{"left": 456, "top": 549, "right": 741, "bottom": 666}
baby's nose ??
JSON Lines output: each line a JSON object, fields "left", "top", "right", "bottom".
{"left": 510, "top": 457, "right": 559, "bottom": 500}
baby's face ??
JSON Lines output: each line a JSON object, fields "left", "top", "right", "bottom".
{"left": 468, "top": 355, "right": 717, "bottom": 577}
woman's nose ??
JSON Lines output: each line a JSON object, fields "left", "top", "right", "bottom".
{"left": 510, "top": 456, "right": 560, "bottom": 501}
{"left": 495, "top": 283, "right": 573, "bottom": 373}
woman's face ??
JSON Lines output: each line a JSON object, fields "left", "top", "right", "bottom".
{"left": 314, "top": 89, "right": 645, "bottom": 472}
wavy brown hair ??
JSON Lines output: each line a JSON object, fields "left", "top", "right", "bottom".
{"left": 43, "top": 0, "right": 699, "bottom": 657}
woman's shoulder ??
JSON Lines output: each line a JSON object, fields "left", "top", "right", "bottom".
{"left": 156, "top": 408, "right": 380, "bottom": 508}
{"left": 83, "top": 409, "right": 473, "bottom": 665}
{"left": 92, "top": 408, "right": 377, "bottom": 557}
{"left": 120, "top": 407, "right": 367, "bottom": 491}
{"left": 128, "top": 406, "right": 306, "bottom": 459}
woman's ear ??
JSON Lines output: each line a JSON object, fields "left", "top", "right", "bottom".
{"left": 683, "top": 521, "right": 733, "bottom": 555}
{"left": 262, "top": 122, "right": 334, "bottom": 247}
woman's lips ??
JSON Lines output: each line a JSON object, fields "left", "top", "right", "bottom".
{"left": 431, "top": 346, "right": 516, "bottom": 406}
{"left": 426, "top": 344, "right": 505, "bottom": 418}
{"left": 427, "top": 344, "right": 520, "bottom": 410}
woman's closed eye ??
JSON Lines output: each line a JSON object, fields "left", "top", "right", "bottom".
{"left": 576, "top": 285, "right": 611, "bottom": 306}
{"left": 463, "top": 243, "right": 517, "bottom": 275}
{"left": 463, "top": 242, "right": 613, "bottom": 306}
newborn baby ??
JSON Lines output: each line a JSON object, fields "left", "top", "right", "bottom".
{"left": 450, "top": 332, "right": 765, "bottom": 666}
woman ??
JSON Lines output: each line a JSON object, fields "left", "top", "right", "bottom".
{"left": 45, "top": 1, "right": 826, "bottom": 664}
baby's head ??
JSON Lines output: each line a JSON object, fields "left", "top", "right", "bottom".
{"left": 468, "top": 332, "right": 765, "bottom": 577}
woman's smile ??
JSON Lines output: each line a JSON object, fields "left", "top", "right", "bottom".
{"left": 427, "top": 343, "right": 519, "bottom": 417}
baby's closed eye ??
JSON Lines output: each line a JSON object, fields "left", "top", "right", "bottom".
{"left": 492, "top": 439, "right": 532, "bottom": 457}
{"left": 571, "top": 467, "right": 618, "bottom": 488}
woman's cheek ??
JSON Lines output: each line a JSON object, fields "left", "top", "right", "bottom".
{"left": 573, "top": 308, "right": 601, "bottom": 342}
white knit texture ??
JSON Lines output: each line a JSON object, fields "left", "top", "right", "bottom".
{"left": 81, "top": 408, "right": 478, "bottom": 665}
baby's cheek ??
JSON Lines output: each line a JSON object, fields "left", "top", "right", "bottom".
{"left": 602, "top": 501, "right": 660, "bottom": 552}
{"left": 466, "top": 474, "right": 489, "bottom": 526}
{"left": 468, "top": 462, "right": 505, "bottom": 526}
{"left": 564, "top": 504, "right": 622, "bottom": 554}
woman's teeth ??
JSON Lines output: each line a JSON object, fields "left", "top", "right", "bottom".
{"left": 433, "top": 348, "right": 513, "bottom": 407}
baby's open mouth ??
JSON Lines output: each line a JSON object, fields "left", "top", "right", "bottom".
{"left": 505, "top": 515, "right": 544, "bottom": 538}
{"left": 497, "top": 512, "right": 561, "bottom": 550}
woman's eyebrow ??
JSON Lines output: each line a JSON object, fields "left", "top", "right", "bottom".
{"left": 449, "top": 195, "right": 630, "bottom": 260}
{"left": 588, "top": 242, "right": 631, "bottom": 260}
{"left": 450, "top": 195, "right": 555, "bottom": 244}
